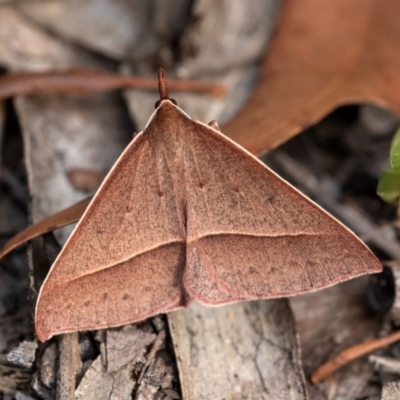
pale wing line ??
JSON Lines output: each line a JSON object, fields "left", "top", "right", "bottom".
{"left": 49, "top": 239, "right": 185, "bottom": 288}
{"left": 190, "top": 233, "right": 359, "bottom": 300}
{"left": 35, "top": 132, "right": 147, "bottom": 316}
{"left": 58, "top": 144, "right": 186, "bottom": 287}
{"left": 190, "top": 232, "right": 278, "bottom": 300}
{"left": 259, "top": 206, "right": 291, "bottom": 292}
{"left": 188, "top": 232, "right": 352, "bottom": 291}
{"left": 190, "top": 233, "right": 343, "bottom": 296}
{"left": 188, "top": 232, "right": 341, "bottom": 243}
{"left": 193, "top": 123, "right": 366, "bottom": 283}
{"left": 190, "top": 128, "right": 344, "bottom": 291}
{"left": 196, "top": 119, "right": 379, "bottom": 263}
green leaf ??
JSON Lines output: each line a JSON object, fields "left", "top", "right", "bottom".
{"left": 377, "top": 169, "right": 400, "bottom": 203}
{"left": 390, "top": 127, "right": 400, "bottom": 170}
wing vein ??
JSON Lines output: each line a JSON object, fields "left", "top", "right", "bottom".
{"left": 54, "top": 239, "right": 185, "bottom": 287}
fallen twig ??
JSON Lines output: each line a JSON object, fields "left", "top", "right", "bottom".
{"left": 311, "top": 329, "right": 400, "bottom": 383}
{"left": 0, "top": 70, "right": 226, "bottom": 100}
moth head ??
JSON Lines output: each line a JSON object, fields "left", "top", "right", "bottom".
{"left": 154, "top": 98, "right": 177, "bottom": 109}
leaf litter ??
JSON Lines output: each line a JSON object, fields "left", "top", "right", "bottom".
{"left": 1, "top": 0, "right": 400, "bottom": 399}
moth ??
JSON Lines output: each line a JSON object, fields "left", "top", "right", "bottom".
{"left": 35, "top": 69, "right": 381, "bottom": 341}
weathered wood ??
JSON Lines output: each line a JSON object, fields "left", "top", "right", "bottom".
{"left": 6, "top": 341, "right": 37, "bottom": 369}
{"left": 369, "top": 355, "right": 400, "bottom": 374}
{"left": 56, "top": 333, "right": 80, "bottom": 400}
{"left": 124, "top": 0, "right": 280, "bottom": 131}
{"left": 16, "top": 0, "right": 182, "bottom": 62}
{"left": 15, "top": 93, "right": 130, "bottom": 244}
{"left": 0, "top": 6, "right": 96, "bottom": 71}
{"left": 178, "top": 0, "right": 280, "bottom": 76}
{"left": 168, "top": 300, "right": 307, "bottom": 400}
{"left": 382, "top": 381, "right": 400, "bottom": 400}
{"left": 105, "top": 325, "right": 156, "bottom": 373}
{"left": 75, "top": 355, "right": 136, "bottom": 400}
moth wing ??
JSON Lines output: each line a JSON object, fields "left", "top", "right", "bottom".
{"left": 36, "top": 132, "right": 185, "bottom": 341}
{"left": 183, "top": 121, "right": 382, "bottom": 304}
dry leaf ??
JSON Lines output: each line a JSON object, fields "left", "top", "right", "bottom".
{"left": 224, "top": 0, "right": 400, "bottom": 154}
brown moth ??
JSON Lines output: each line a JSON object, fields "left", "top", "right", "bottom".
{"left": 35, "top": 69, "right": 382, "bottom": 341}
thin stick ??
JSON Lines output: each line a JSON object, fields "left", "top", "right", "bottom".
{"left": 311, "top": 329, "right": 400, "bottom": 384}
{"left": 57, "top": 333, "right": 80, "bottom": 400}
{"left": 0, "top": 69, "right": 226, "bottom": 100}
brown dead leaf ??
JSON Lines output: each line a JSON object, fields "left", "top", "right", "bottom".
{"left": 224, "top": 0, "right": 400, "bottom": 154}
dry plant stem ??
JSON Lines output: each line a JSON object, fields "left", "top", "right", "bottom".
{"left": 0, "top": 70, "right": 226, "bottom": 100}
{"left": 57, "top": 333, "right": 80, "bottom": 400}
{"left": 311, "top": 329, "right": 400, "bottom": 383}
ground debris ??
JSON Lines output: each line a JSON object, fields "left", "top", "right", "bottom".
{"left": 370, "top": 355, "right": 400, "bottom": 375}
{"left": 75, "top": 355, "right": 136, "bottom": 400}
{"left": 39, "top": 342, "right": 56, "bottom": 389}
{"left": 105, "top": 323, "right": 156, "bottom": 373}
{"left": 1, "top": 1, "right": 399, "bottom": 399}
{"left": 6, "top": 340, "right": 37, "bottom": 369}
{"left": 382, "top": 381, "right": 400, "bottom": 400}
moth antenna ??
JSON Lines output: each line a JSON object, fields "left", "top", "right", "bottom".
{"left": 155, "top": 68, "right": 177, "bottom": 108}
{"left": 158, "top": 68, "right": 169, "bottom": 101}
